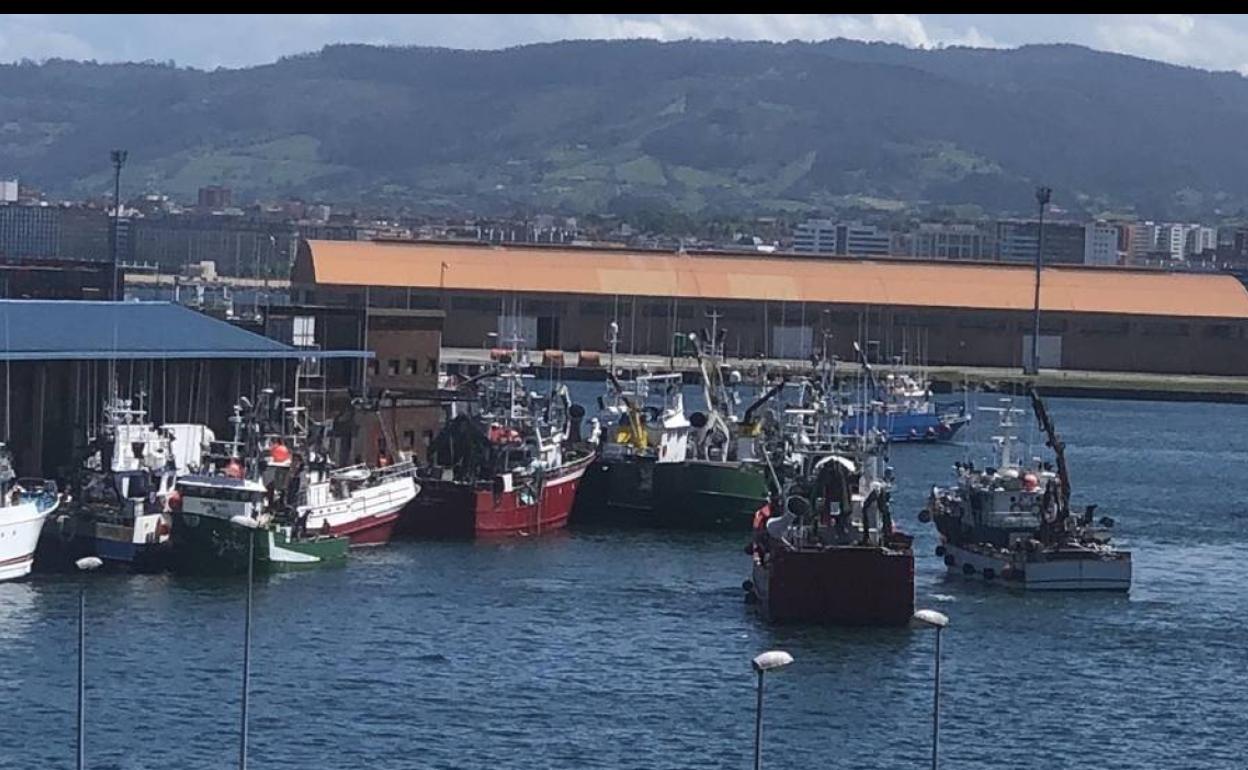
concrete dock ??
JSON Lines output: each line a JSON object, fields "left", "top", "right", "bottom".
{"left": 441, "top": 347, "right": 1248, "bottom": 403}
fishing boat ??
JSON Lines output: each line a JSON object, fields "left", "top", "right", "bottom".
{"left": 919, "top": 389, "right": 1131, "bottom": 592}
{"left": 743, "top": 356, "right": 914, "bottom": 625}
{"left": 656, "top": 325, "right": 781, "bottom": 530}
{"left": 837, "top": 347, "right": 969, "bottom": 443}
{"left": 53, "top": 392, "right": 213, "bottom": 570}
{"left": 572, "top": 321, "right": 700, "bottom": 526}
{"left": 572, "top": 369, "right": 691, "bottom": 521}
{"left": 401, "top": 338, "right": 594, "bottom": 538}
{"left": 297, "top": 457, "right": 420, "bottom": 546}
{"left": 170, "top": 395, "right": 349, "bottom": 574}
{"left": 576, "top": 326, "right": 779, "bottom": 530}
{"left": 0, "top": 446, "right": 62, "bottom": 582}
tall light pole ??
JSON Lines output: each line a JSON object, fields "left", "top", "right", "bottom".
{"left": 1030, "top": 186, "right": 1052, "bottom": 376}
{"left": 914, "top": 609, "right": 950, "bottom": 770}
{"left": 109, "top": 150, "right": 128, "bottom": 301}
{"left": 75, "top": 556, "right": 103, "bottom": 770}
{"left": 751, "top": 650, "right": 793, "bottom": 770}
{"left": 230, "top": 515, "right": 259, "bottom": 770}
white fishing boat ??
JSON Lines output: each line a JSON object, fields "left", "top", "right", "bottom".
{"left": 65, "top": 393, "right": 214, "bottom": 568}
{"left": 920, "top": 389, "right": 1131, "bottom": 592}
{"left": 296, "top": 458, "right": 420, "bottom": 546}
{"left": 0, "top": 446, "right": 62, "bottom": 582}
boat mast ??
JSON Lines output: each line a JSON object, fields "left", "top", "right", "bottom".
{"left": 607, "top": 319, "right": 619, "bottom": 376}
{"left": 1028, "top": 388, "right": 1071, "bottom": 516}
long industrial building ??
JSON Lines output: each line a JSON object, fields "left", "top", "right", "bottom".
{"left": 292, "top": 239, "right": 1248, "bottom": 376}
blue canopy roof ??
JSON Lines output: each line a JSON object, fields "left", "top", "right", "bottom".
{"left": 0, "top": 300, "right": 366, "bottom": 361}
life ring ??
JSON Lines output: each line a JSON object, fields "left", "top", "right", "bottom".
{"left": 934, "top": 545, "right": 945, "bottom": 557}
{"left": 943, "top": 553, "right": 956, "bottom": 567}
{"left": 962, "top": 563, "right": 976, "bottom": 576}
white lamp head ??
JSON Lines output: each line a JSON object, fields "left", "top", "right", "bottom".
{"left": 752, "top": 650, "right": 794, "bottom": 673}
{"left": 913, "top": 609, "right": 950, "bottom": 629}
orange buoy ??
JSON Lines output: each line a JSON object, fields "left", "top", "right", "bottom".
{"left": 1022, "top": 473, "right": 1039, "bottom": 492}
{"left": 226, "top": 459, "right": 244, "bottom": 479}
{"left": 270, "top": 442, "right": 291, "bottom": 463}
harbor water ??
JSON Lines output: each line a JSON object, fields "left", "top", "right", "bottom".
{"left": 1, "top": 394, "right": 1246, "bottom": 769}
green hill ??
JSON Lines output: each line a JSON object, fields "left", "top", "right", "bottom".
{"left": 4, "top": 39, "right": 1248, "bottom": 219}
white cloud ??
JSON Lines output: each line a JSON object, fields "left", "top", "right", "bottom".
{"left": 0, "top": 15, "right": 95, "bottom": 61}
{"left": 1093, "top": 14, "right": 1248, "bottom": 75}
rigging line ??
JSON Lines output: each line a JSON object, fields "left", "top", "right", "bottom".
{"left": 3, "top": 307, "right": 9, "bottom": 444}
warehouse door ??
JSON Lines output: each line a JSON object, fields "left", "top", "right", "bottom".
{"left": 536, "top": 316, "right": 561, "bottom": 349}
{"left": 1021, "top": 334, "right": 1063, "bottom": 369}
{"left": 771, "top": 325, "right": 813, "bottom": 359}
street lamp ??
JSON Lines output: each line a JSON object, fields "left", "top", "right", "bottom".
{"left": 75, "top": 556, "right": 103, "bottom": 770}
{"left": 913, "top": 609, "right": 950, "bottom": 770}
{"left": 229, "top": 514, "right": 259, "bottom": 770}
{"left": 751, "top": 650, "right": 793, "bottom": 770}
{"left": 109, "top": 149, "right": 128, "bottom": 300}
{"left": 1030, "top": 186, "right": 1052, "bottom": 376}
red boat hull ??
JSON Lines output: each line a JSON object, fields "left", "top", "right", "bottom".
{"left": 399, "top": 453, "right": 593, "bottom": 538}
{"left": 751, "top": 545, "right": 915, "bottom": 626}
{"left": 324, "top": 512, "right": 401, "bottom": 547}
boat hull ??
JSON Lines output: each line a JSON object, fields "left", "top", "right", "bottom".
{"left": 750, "top": 545, "right": 915, "bottom": 626}
{"left": 844, "top": 410, "right": 969, "bottom": 443}
{"left": 35, "top": 509, "right": 170, "bottom": 572}
{"left": 942, "top": 542, "right": 1132, "bottom": 592}
{"left": 400, "top": 453, "right": 593, "bottom": 538}
{"left": 170, "top": 513, "right": 348, "bottom": 574}
{"left": 325, "top": 513, "right": 400, "bottom": 546}
{"left": 574, "top": 458, "right": 769, "bottom": 531}
{"left": 303, "top": 475, "right": 418, "bottom": 547}
{"left": 0, "top": 502, "right": 51, "bottom": 582}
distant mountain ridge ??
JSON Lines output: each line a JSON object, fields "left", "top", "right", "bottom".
{"left": 3, "top": 39, "right": 1248, "bottom": 220}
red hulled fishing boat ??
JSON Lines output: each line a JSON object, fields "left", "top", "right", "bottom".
{"left": 399, "top": 351, "right": 592, "bottom": 538}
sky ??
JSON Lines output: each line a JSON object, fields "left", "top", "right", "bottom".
{"left": 2, "top": 14, "right": 1248, "bottom": 75}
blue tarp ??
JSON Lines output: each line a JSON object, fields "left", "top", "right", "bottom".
{"left": 0, "top": 300, "right": 365, "bottom": 361}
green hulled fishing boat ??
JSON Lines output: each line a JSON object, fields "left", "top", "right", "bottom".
{"left": 171, "top": 476, "right": 348, "bottom": 574}
{"left": 574, "top": 323, "right": 776, "bottom": 531}
{"left": 169, "top": 394, "right": 349, "bottom": 575}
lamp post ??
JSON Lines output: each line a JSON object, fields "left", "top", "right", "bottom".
{"left": 230, "top": 515, "right": 259, "bottom": 770}
{"left": 75, "top": 556, "right": 103, "bottom": 770}
{"left": 914, "top": 609, "right": 950, "bottom": 770}
{"left": 109, "top": 150, "right": 128, "bottom": 301}
{"left": 1030, "top": 186, "right": 1052, "bottom": 376}
{"left": 751, "top": 650, "right": 793, "bottom": 770}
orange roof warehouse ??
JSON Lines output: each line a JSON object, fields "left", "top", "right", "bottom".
{"left": 293, "top": 240, "right": 1248, "bottom": 376}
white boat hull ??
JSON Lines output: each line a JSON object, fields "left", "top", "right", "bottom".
{"left": 0, "top": 502, "right": 52, "bottom": 582}
{"left": 943, "top": 542, "right": 1131, "bottom": 592}
{"left": 302, "top": 475, "right": 419, "bottom": 546}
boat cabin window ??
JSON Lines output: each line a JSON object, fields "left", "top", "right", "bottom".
{"left": 183, "top": 486, "right": 264, "bottom": 504}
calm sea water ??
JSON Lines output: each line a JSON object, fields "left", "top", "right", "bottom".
{"left": 2, "top": 393, "right": 1246, "bottom": 769}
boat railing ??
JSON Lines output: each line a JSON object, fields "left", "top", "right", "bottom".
{"left": 331, "top": 460, "right": 418, "bottom": 486}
